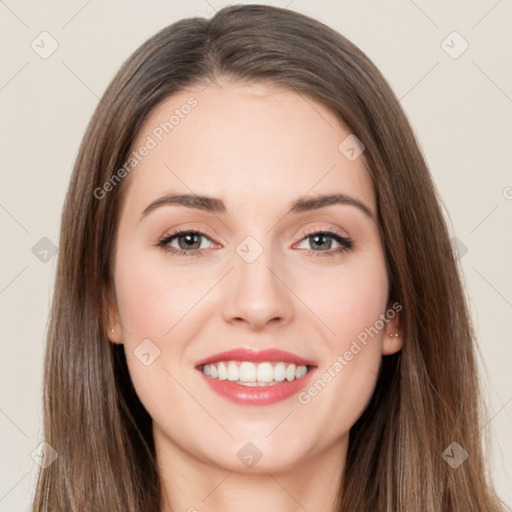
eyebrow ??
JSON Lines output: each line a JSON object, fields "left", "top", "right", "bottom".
{"left": 140, "top": 192, "right": 375, "bottom": 222}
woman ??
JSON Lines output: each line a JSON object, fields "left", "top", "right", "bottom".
{"left": 31, "top": 4, "right": 509, "bottom": 511}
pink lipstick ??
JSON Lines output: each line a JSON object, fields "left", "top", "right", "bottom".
{"left": 196, "top": 348, "right": 317, "bottom": 406}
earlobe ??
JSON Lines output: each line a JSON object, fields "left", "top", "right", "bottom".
{"left": 382, "top": 313, "right": 403, "bottom": 355}
{"left": 108, "top": 327, "right": 123, "bottom": 344}
{"left": 382, "top": 332, "right": 402, "bottom": 355}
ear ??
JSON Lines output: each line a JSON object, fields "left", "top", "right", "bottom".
{"left": 381, "top": 308, "right": 403, "bottom": 356}
{"left": 106, "top": 286, "right": 123, "bottom": 344}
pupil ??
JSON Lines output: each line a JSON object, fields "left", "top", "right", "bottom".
{"left": 180, "top": 233, "right": 200, "bottom": 250}
{"left": 312, "top": 234, "right": 330, "bottom": 250}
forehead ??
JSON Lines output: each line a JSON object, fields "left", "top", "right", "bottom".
{"left": 122, "top": 80, "right": 375, "bottom": 219}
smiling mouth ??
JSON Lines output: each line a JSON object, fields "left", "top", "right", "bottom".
{"left": 198, "top": 360, "right": 314, "bottom": 386}
{"left": 194, "top": 347, "right": 317, "bottom": 405}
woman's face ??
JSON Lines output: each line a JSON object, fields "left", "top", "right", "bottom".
{"left": 107, "top": 80, "right": 402, "bottom": 474}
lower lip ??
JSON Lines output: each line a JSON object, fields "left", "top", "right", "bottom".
{"left": 198, "top": 368, "right": 317, "bottom": 406}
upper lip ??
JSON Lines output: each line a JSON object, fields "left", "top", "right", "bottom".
{"left": 195, "top": 348, "right": 317, "bottom": 368}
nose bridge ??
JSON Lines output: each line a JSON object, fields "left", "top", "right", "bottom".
{"left": 222, "top": 233, "right": 294, "bottom": 329}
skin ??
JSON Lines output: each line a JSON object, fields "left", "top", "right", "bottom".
{"left": 107, "top": 79, "right": 403, "bottom": 512}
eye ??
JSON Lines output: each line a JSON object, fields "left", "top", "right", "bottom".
{"left": 156, "top": 226, "right": 354, "bottom": 258}
{"left": 156, "top": 228, "right": 215, "bottom": 258}
{"left": 294, "top": 227, "right": 354, "bottom": 258}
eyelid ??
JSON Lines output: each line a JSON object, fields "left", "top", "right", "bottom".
{"left": 293, "top": 224, "right": 350, "bottom": 244}
{"left": 293, "top": 226, "right": 354, "bottom": 253}
{"left": 159, "top": 224, "right": 220, "bottom": 244}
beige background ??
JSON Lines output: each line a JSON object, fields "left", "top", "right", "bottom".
{"left": 0, "top": 0, "right": 511, "bottom": 509}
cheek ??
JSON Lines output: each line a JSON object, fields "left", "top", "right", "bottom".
{"left": 112, "top": 247, "right": 215, "bottom": 408}
{"left": 113, "top": 247, "right": 209, "bottom": 340}
{"left": 296, "top": 251, "right": 389, "bottom": 418}
{"left": 310, "top": 250, "right": 389, "bottom": 350}
{"left": 113, "top": 249, "right": 204, "bottom": 431}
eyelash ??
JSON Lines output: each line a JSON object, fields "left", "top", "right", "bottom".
{"left": 155, "top": 226, "right": 355, "bottom": 259}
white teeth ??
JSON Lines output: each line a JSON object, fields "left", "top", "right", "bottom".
{"left": 201, "top": 361, "right": 310, "bottom": 384}
{"left": 286, "top": 363, "right": 296, "bottom": 381}
{"left": 239, "top": 362, "right": 256, "bottom": 382}
{"left": 227, "top": 361, "right": 238, "bottom": 381}
{"left": 217, "top": 361, "right": 227, "bottom": 380}
{"left": 256, "top": 362, "right": 274, "bottom": 382}
{"left": 274, "top": 362, "right": 286, "bottom": 382}
{"left": 296, "top": 365, "right": 307, "bottom": 379}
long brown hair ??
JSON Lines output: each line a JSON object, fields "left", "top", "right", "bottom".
{"left": 32, "top": 4, "right": 509, "bottom": 511}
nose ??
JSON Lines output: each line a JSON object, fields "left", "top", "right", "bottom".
{"left": 221, "top": 248, "right": 295, "bottom": 331}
